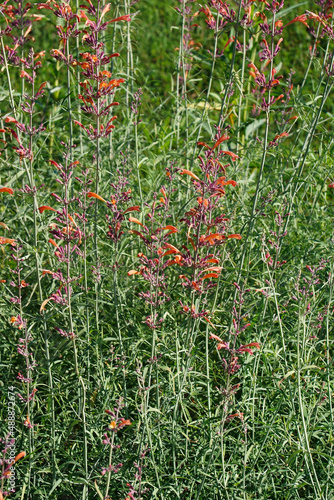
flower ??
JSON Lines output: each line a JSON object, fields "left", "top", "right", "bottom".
{"left": 209, "top": 333, "right": 229, "bottom": 350}
{"left": 0, "top": 237, "right": 16, "bottom": 245}
{"left": 87, "top": 192, "right": 107, "bottom": 202}
{"left": 0, "top": 187, "right": 14, "bottom": 195}
{"left": 236, "top": 342, "right": 260, "bottom": 355}
{"left": 38, "top": 205, "right": 57, "bottom": 213}
{"left": 10, "top": 315, "right": 25, "bottom": 329}
{"left": 179, "top": 169, "right": 200, "bottom": 180}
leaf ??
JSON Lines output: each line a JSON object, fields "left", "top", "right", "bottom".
{"left": 94, "top": 481, "right": 104, "bottom": 500}
{"left": 245, "top": 118, "right": 266, "bottom": 139}
{"left": 48, "top": 478, "right": 62, "bottom": 496}
{"left": 278, "top": 370, "right": 295, "bottom": 387}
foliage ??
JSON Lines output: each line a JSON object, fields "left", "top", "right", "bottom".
{"left": 0, "top": 0, "right": 334, "bottom": 499}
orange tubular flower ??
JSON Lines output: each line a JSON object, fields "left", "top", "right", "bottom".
{"left": 205, "top": 258, "right": 220, "bottom": 264}
{"left": 128, "top": 216, "right": 144, "bottom": 227}
{"left": 48, "top": 238, "right": 58, "bottom": 248}
{"left": 180, "top": 169, "right": 201, "bottom": 181}
{"left": 167, "top": 255, "right": 183, "bottom": 266}
{"left": 38, "top": 206, "right": 56, "bottom": 213}
{"left": 14, "top": 451, "right": 26, "bottom": 463}
{"left": 201, "top": 273, "right": 219, "bottom": 280}
{"left": 211, "top": 135, "right": 230, "bottom": 150}
{"left": 197, "top": 197, "right": 209, "bottom": 207}
{"left": 5, "top": 117, "right": 18, "bottom": 125}
{"left": 215, "top": 177, "right": 237, "bottom": 187}
{"left": 244, "top": 342, "right": 260, "bottom": 350}
{"left": 129, "top": 229, "right": 147, "bottom": 241}
{"left": 201, "top": 266, "right": 222, "bottom": 273}
{"left": 0, "top": 187, "right": 14, "bottom": 195}
{"left": 209, "top": 333, "right": 229, "bottom": 350}
{"left": 117, "top": 418, "right": 131, "bottom": 428}
{"left": 226, "top": 412, "right": 244, "bottom": 422}
{"left": 227, "top": 234, "right": 242, "bottom": 240}
{"left": 203, "top": 233, "right": 225, "bottom": 244}
{"left": 157, "top": 226, "right": 178, "bottom": 235}
{"left": 108, "top": 14, "right": 131, "bottom": 23}
{"left": 162, "top": 243, "right": 181, "bottom": 254}
{"left": 87, "top": 192, "right": 107, "bottom": 203}
{"left": 222, "top": 151, "right": 240, "bottom": 161}
{"left": 197, "top": 141, "right": 211, "bottom": 149}
{"left": 123, "top": 205, "right": 140, "bottom": 214}
{"left": 0, "top": 237, "right": 15, "bottom": 245}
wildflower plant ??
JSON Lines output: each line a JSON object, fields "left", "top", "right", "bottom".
{"left": 0, "top": 0, "right": 334, "bottom": 498}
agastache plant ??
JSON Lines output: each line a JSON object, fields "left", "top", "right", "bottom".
{"left": 9, "top": 244, "right": 37, "bottom": 496}
{"left": 38, "top": 0, "right": 81, "bottom": 158}
{"left": 39, "top": 143, "right": 90, "bottom": 498}
{"left": 39, "top": 145, "right": 82, "bottom": 342}
{"left": 10, "top": 245, "right": 36, "bottom": 428}
{"left": 0, "top": 0, "right": 41, "bottom": 99}
{"left": 1, "top": 43, "right": 47, "bottom": 495}
{"left": 167, "top": 127, "right": 243, "bottom": 470}
{"left": 89, "top": 162, "right": 138, "bottom": 406}
{"left": 175, "top": 0, "right": 199, "bottom": 95}
{"left": 74, "top": 2, "right": 130, "bottom": 332}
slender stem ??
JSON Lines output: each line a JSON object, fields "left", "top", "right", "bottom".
{"left": 280, "top": 75, "right": 334, "bottom": 254}
{"left": 233, "top": 12, "right": 276, "bottom": 302}
{"left": 64, "top": 160, "right": 88, "bottom": 499}
{"left": 217, "top": 0, "right": 242, "bottom": 128}
{"left": 297, "top": 313, "right": 322, "bottom": 496}
{"left": 76, "top": 0, "right": 83, "bottom": 156}
{"left": 94, "top": 11, "right": 101, "bottom": 329}
{"left": 192, "top": 10, "right": 220, "bottom": 158}
{"left": 105, "top": 429, "right": 116, "bottom": 498}
{"left": 1, "top": 37, "right": 32, "bottom": 186}
{"left": 134, "top": 120, "right": 143, "bottom": 206}
{"left": 66, "top": 33, "right": 73, "bottom": 161}
{"left": 236, "top": 28, "right": 246, "bottom": 155}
